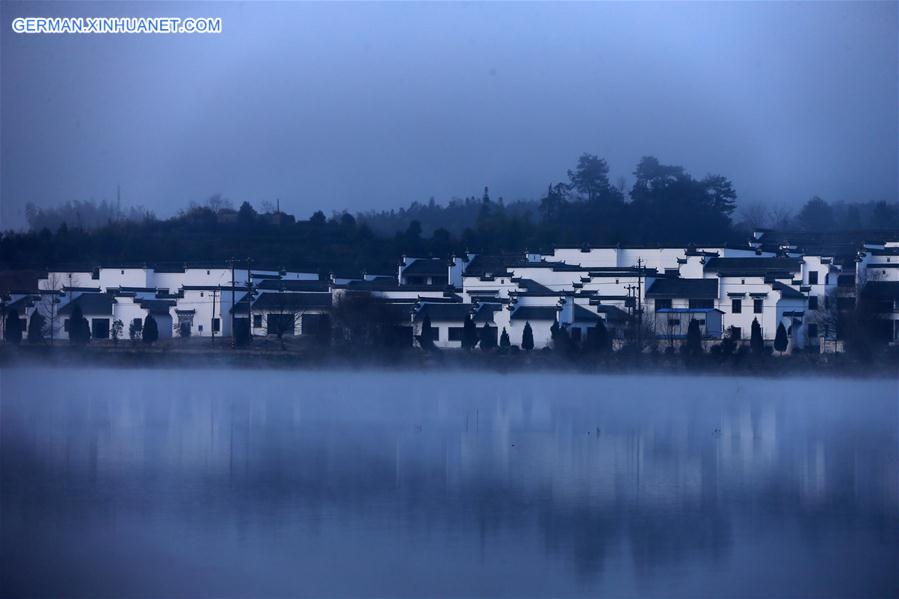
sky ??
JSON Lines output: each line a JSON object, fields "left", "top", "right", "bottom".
{"left": 1, "top": 1, "right": 897, "bottom": 229}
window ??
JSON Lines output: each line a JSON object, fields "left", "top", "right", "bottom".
{"left": 824, "top": 295, "right": 831, "bottom": 309}
{"left": 207, "top": 270, "right": 211, "bottom": 275}
{"left": 655, "top": 299, "right": 672, "bottom": 311}
{"left": 837, "top": 274, "right": 855, "bottom": 288}
{"left": 431, "top": 327, "right": 441, "bottom": 341}
{"left": 570, "top": 328, "right": 582, "bottom": 342}
{"left": 63, "top": 319, "right": 70, "bottom": 332}
{"left": 732, "top": 298, "right": 742, "bottom": 314}
{"left": 200, "top": 292, "right": 204, "bottom": 297}
{"left": 667, "top": 318, "right": 681, "bottom": 327}
{"left": 253, "top": 314, "right": 263, "bottom": 328}
{"left": 808, "top": 271, "right": 818, "bottom": 285}
{"left": 808, "top": 296, "right": 818, "bottom": 310}
{"left": 694, "top": 319, "right": 706, "bottom": 326}
{"left": 120, "top": 270, "right": 124, "bottom": 275}
{"left": 132, "top": 318, "right": 142, "bottom": 331}
{"left": 753, "top": 299, "right": 763, "bottom": 314}
{"left": 807, "top": 323, "right": 818, "bottom": 338}
{"left": 198, "top": 324, "right": 204, "bottom": 332}
{"left": 212, "top": 318, "right": 221, "bottom": 333}
{"left": 731, "top": 327, "right": 742, "bottom": 339}
{"left": 448, "top": 327, "right": 463, "bottom": 341}
{"left": 689, "top": 299, "right": 713, "bottom": 309}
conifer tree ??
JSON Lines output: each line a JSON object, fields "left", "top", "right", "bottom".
{"left": 521, "top": 321, "right": 534, "bottom": 351}
{"left": 27, "top": 311, "right": 45, "bottom": 343}
{"left": 143, "top": 314, "right": 159, "bottom": 344}
{"left": 461, "top": 315, "right": 478, "bottom": 350}
{"left": 4, "top": 309, "right": 23, "bottom": 344}
{"left": 68, "top": 304, "right": 90, "bottom": 345}
{"left": 774, "top": 322, "right": 789, "bottom": 355}
{"left": 499, "top": 327, "right": 511, "bottom": 349}
{"left": 686, "top": 319, "right": 703, "bottom": 356}
{"left": 750, "top": 318, "right": 764, "bottom": 355}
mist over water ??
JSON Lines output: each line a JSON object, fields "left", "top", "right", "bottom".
{"left": 1, "top": 368, "right": 897, "bottom": 597}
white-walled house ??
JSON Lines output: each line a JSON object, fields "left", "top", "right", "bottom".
{"left": 249, "top": 291, "right": 332, "bottom": 337}
{"left": 645, "top": 278, "right": 723, "bottom": 343}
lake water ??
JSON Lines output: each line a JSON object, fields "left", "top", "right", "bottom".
{"left": 1, "top": 368, "right": 896, "bottom": 598}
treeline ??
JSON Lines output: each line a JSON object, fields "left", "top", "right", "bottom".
{"left": 3, "top": 153, "right": 896, "bottom": 272}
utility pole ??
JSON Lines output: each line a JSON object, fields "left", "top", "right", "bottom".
{"left": 230, "top": 258, "right": 236, "bottom": 349}
{"left": 636, "top": 258, "right": 644, "bottom": 352}
{"left": 211, "top": 286, "right": 217, "bottom": 346}
{"left": 246, "top": 258, "right": 253, "bottom": 340}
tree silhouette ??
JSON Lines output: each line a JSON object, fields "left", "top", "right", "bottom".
{"left": 461, "top": 315, "right": 479, "bottom": 350}
{"left": 479, "top": 323, "right": 497, "bottom": 351}
{"left": 27, "top": 311, "right": 45, "bottom": 344}
{"left": 418, "top": 315, "right": 436, "bottom": 350}
{"left": 521, "top": 321, "right": 534, "bottom": 351}
{"left": 68, "top": 304, "right": 90, "bottom": 345}
{"left": 750, "top": 318, "right": 764, "bottom": 355}
{"left": 143, "top": 314, "right": 159, "bottom": 344}
{"left": 4, "top": 308, "right": 23, "bottom": 344}
{"left": 774, "top": 322, "right": 789, "bottom": 355}
{"left": 499, "top": 327, "right": 511, "bottom": 349}
{"left": 686, "top": 319, "right": 703, "bottom": 356}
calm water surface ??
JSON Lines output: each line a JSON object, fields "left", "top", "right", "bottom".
{"left": 1, "top": 368, "right": 897, "bottom": 598}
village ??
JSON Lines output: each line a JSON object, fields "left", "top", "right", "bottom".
{"left": 2, "top": 227, "right": 897, "bottom": 357}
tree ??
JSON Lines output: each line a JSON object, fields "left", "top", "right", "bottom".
{"left": 27, "top": 311, "right": 46, "bottom": 343}
{"left": 111, "top": 319, "right": 123, "bottom": 344}
{"left": 418, "top": 315, "right": 436, "bottom": 351}
{"left": 143, "top": 314, "right": 159, "bottom": 344}
{"left": 479, "top": 323, "right": 497, "bottom": 351}
{"left": 686, "top": 319, "right": 703, "bottom": 356}
{"left": 719, "top": 326, "right": 737, "bottom": 356}
{"left": 237, "top": 201, "right": 258, "bottom": 226}
{"left": 461, "top": 315, "right": 479, "bottom": 350}
{"left": 750, "top": 318, "right": 764, "bottom": 355}
{"left": 591, "top": 319, "right": 610, "bottom": 353}
{"left": 797, "top": 196, "right": 834, "bottom": 231}
{"left": 4, "top": 309, "right": 23, "bottom": 344}
{"left": 568, "top": 153, "right": 612, "bottom": 202}
{"left": 68, "top": 304, "right": 90, "bottom": 345}
{"left": 521, "top": 321, "right": 535, "bottom": 351}
{"left": 774, "top": 322, "right": 788, "bottom": 355}
{"left": 499, "top": 327, "right": 511, "bottom": 349}
{"left": 129, "top": 319, "right": 142, "bottom": 344}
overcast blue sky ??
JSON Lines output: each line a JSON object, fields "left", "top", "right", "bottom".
{"left": 1, "top": 1, "right": 896, "bottom": 228}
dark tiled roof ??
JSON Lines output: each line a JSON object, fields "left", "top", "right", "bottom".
{"left": 252, "top": 292, "right": 332, "bottom": 311}
{"left": 510, "top": 306, "right": 558, "bottom": 321}
{"left": 414, "top": 302, "right": 473, "bottom": 322}
{"left": 572, "top": 304, "right": 601, "bottom": 323}
{"left": 463, "top": 254, "right": 528, "bottom": 277}
{"left": 704, "top": 257, "right": 802, "bottom": 275}
{"left": 137, "top": 299, "right": 176, "bottom": 315}
{"left": 256, "top": 279, "right": 329, "bottom": 292}
{"left": 772, "top": 282, "right": 806, "bottom": 300}
{"left": 514, "top": 278, "right": 556, "bottom": 294}
{"left": 5, "top": 295, "right": 37, "bottom": 312}
{"left": 59, "top": 293, "right": 114, "bottom": 316}
{"left": 402, "top": 258, "right": 447, "bottom": 276}
{"left": 646, "top": 278, "right": 718, "bottom": 299}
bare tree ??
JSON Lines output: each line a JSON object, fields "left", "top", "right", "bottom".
{"left": 737, "top": 201, "right": 771, "bottom": 231}
{"left": 37, "top": 274, "right": 64, "bottom": 345}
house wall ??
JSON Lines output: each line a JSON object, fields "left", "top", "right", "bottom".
{"left": 716, "top": 276, "right": 793, "bottom": 341}
{"left": 98, "top": 268, "right": 152, "bottom": 291}
{"left": 39, "top": 271, "right": 96, "bottom": 291}
{"left": 175, "top": 289, "right": 234, "bottom": 337}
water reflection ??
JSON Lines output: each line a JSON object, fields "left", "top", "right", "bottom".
{"left": 2, "top": 369, "right": 896, "bottom": 597}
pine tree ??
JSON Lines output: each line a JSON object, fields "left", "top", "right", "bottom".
{"left": 499, "top": 327, "right": 511, "bottom": 349}
{"left": 27, "top": 311, "right": 45, "bottom": 344}
{"left": 686, "top": 319, "right": 702, "bottom": 356}
{"left": 4, "top": 309, "right": 23, "bottom": 344}
{"left": 593, "top": 320, "right": 610, "bottom": 353}
{"left": 774, "top": 322, "right": 788, "bottom": 355}
{"left": 521, "top": 321, "right": 534, "bottom": 351}
{"left": 68, "top": 304, "right": 90, "bottom": 345}
{"left": 750, "top": 318, "right": 764, "bottom": 355}
{"left": 419, "top": 315, "right": 435, "bottom": 350}
{"left": 143, "top": 314, "right": 159, "bottom": 344}
{"left": 462, "top": 315, "right": 478, "bottom": 350}
{"left": 479, "top": 323, "right": 496, "bottom": 351}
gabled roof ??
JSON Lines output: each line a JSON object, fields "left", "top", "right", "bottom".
{"left": 414, "top": 302, "right": 473, "bottom": 322}
{"left": 402, "top": 258, "right": 447, "bottom": 276}
{"left": 510, "top": 306, "right": 558, "bottom": 321}
{"left": 646, "top": 278, "right": 718, "bottom": 299}
{"left": 5, "top": 295, "right": 37, "bottom": 312}
{"left": 772, "top": 281, "right": 806, "bottom": 300}
{"left": 572, "top": 304, "right": 601, "bottom": 323}
{"left": 256, "top": 279, "right": 330, "bottom": 292}
{"left": 514, "top": 278, "right": 556, "bottom": 295}
{"left": 463, "top": 254, "right": 528, "bottom": 277}
{"left": 252, "top": 292, "right": 332, "bottom": 311}
{"left": 137, "top": 299, "right": 176, "bottom": 315}
{"left": 58, "top": 293, "right": 114, "bottom": 316}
